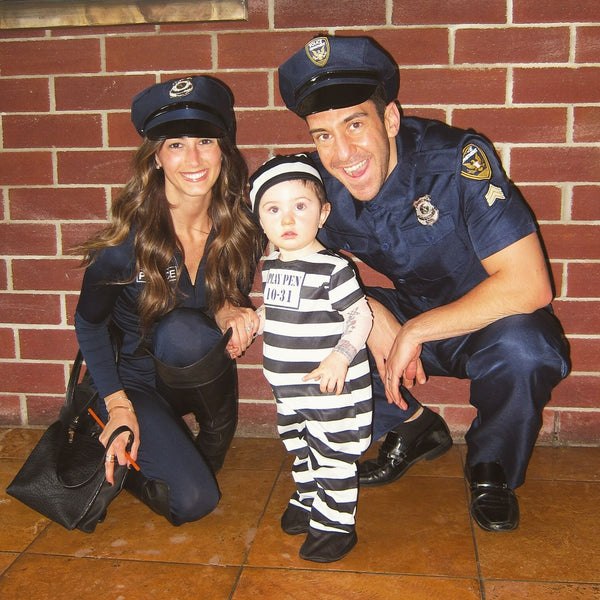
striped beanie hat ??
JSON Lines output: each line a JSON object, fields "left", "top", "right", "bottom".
{"left": 249, "top": 153, "right": 323, "bottom": 214}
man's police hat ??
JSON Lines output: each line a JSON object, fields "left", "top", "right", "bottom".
{"left": 131, "top": 76, "right": 235, "bottom": 140}
{"left": 278, "top": 36, "right": 399, "bottom": 118}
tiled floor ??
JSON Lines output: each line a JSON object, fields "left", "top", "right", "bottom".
{"left": 1, "top": 428, "right": 599, "bottom": 600}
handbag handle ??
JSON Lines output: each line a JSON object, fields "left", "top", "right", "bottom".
{"left": 66, "top": 324, "right": 122, "bottom": 412}
{"left": 106, "top": 425, "right": 134, "bottom": 448}
{"left": 65, "top": 350, "right": 85, "bottom": 410}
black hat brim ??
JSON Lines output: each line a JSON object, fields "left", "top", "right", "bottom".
{"left": 296, "top": 82, "right": 378, "bottom": 118}
{"left": 145, "top": 110, "right": 229, "bottom": 141}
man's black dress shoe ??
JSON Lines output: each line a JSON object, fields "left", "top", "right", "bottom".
{"left": 358, "top": 406, "right": 452, "bottom": 487}
{"left": 467, "top": 462, "right": 519, "bottom": 532}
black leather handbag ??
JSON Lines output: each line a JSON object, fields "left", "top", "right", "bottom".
{"left": 6, "top": 350, "right": 132, "bottom": 533}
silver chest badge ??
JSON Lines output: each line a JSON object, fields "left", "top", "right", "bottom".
{"left": 413, "top": 195, "right": 439, "bottom": 226}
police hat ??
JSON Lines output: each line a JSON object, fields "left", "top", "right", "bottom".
{"left": 249, "top": 154, "right": 323, "bottom": 214}
{"left": 131, "top": 76, "right": 235, "bottom": 140}
{"left": 279, "top": 36, "right": 399, "bottom": 117}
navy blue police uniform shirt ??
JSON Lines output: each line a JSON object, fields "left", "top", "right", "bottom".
{"left": 74, "top": 228, "right": 211, "bottom": 398}
{"left": 314, "top": 117, "right": 537, "bottom": 319}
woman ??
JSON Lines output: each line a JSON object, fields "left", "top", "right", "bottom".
{"left": 73, "top": 76, "right": 265, "bottom": 525}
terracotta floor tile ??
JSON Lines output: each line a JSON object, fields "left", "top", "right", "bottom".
{"left": 2, "top": 431, "right": 600, "bottom": 598}
{"left": 0, "top": 553, "right": 18, "bottom": 577}
{"left": 485, "top": 580, "right": 600, "bottom": 599}
{"left": 403, "top": 443, "right": 465, "bottom": 477}
{"left": 526, "top": 446, "right": 600, "bottom": 482}
{"left": 0, "top": 462, "right": 52, "bottom": 552}
{"left": 233, "top": 569, "right": 482, "bottom": 600}
{"left": 27, "top": 467, "right": 278, "bottom": 566}
{"left": 222, "top": 436, "right": 286, "bottom": 471}
{"left": 0, "top": 428, "right": 43, "bottom": 459}
{"left": 0, "top": 554, "right": 239, "bottom": 600}
{"left": 247, "top": 469, "right": 478, "bottom": 577}
{"left": 476, "top": 480, "right": 600, "bottom": 582}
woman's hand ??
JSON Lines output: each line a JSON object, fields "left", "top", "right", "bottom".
{"left": 100, "top": 392, "right": 140, "bottom": 485}
{"left": 215, "top": 302, "right": 259, "bottom": 358}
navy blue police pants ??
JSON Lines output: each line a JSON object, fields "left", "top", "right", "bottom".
{"left": 109, "top": 309, "right": 225, "bottom": 524}
{"left": 366, "top": 287, "right": 570, "bottom": 489}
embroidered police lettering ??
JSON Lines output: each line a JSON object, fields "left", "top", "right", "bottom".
{"left": 461, "top": 144, "right": 492, "bottom": 181}
{"left": 137, "top": 266, "right": 178, "bottom": 284}
{"left": 165, "top": 266, "right": 178, "bottom": 282}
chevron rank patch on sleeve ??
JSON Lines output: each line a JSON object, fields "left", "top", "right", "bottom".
{"left": 485, "top": 184, "right": 506, "bottom": 207}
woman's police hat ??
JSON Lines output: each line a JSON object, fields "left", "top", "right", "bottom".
{"left": 278, "top": 36, "right": 399, "bottom": 118}
{"left": 131, "top": 76, "right": 236, "bottom": 141}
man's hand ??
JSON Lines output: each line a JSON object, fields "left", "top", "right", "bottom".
{"left": 366, "top": 298, "right": 424, "bottom": 409}
{"left": 383, "top": 326, "right": 426, "bottom": 406}
{"left": 366, "top": 297, "right": 400, "bottom": 377}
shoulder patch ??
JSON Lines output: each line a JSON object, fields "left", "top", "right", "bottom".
{"left": 461, "top": 144, "right": 492, "bottom": 181}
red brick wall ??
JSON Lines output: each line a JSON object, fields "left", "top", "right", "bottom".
{"left": 1, "top": 1, "right": 598, "bottom": 444}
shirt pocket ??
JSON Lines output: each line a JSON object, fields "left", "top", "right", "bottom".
{"left": 400, "top": 214, "right": 472, "bottom": 283}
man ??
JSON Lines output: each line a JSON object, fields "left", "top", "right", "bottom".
{"left": 278, "top": 35, "right": 570, "bottom": 531}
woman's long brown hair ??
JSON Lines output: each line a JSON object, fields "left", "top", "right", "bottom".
{"left": 74, "top": 136, "right": 264, "bottom": 333}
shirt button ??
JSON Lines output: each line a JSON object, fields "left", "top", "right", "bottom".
{"left": 381, "top": 243, "right": 390, "bottom": 251}
{"left": 343, "top": 243, "right": 350, "bottom": 251}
